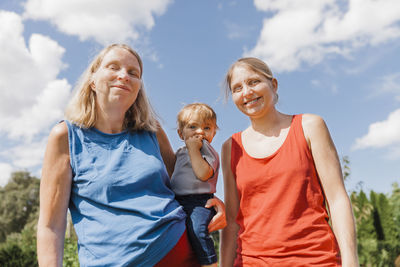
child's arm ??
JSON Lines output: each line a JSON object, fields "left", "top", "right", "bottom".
{"left": 186, "top": 136, "right": 214, "bottom": 181}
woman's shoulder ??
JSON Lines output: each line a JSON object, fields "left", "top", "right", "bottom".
{"left": 49, "top": 121, "right": 69, "bottom": 140}
{"left": 301, "top": 113, "right": 324, "bottom": 122}
{"left": 46, "top": 121, "right": 69, "bottom": 151}
{"left": 301, "top": 113, "right": 329, "bottom": 143}
{"left": 301, "top": 113, "right": 326, "bottom": 129}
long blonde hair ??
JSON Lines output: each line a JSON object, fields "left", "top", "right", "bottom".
{"left": 65, "top": 44, "right": 158, "bottom": 132}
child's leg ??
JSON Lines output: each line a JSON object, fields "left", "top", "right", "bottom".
{"left": 186, "top": 204, "right": 217, "bottom": 266}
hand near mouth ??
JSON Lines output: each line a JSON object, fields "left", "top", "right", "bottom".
{"left": 185, "top": 135, "right": 203, "bottom": 151}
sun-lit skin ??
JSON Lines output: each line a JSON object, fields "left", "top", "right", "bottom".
{"left": 230, "top": 65, "right": 278, "bottom": 120}
{"left": 90, "top": 47, "right": 142, "bottom": 119}
{"left": 178, "top": 115, "right": 217, "bottom": 150}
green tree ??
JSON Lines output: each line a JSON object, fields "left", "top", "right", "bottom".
{"left": 0, "top": 226, "right": 38, "bottom": 267}
{"left": 341, "top": 156, "right": 351, "bottom": 182}
{"left": 389, "top": 183, "right": 400, "bottom": 241}
{"left": 350, "top": 186, "right": 400, "bottom": 266}
{"left": 0, "top": 171, "right": 40, "bottom": 242}
{"left": 343, "top": 156, "right": 400, "bottom": 266}
{"left": 0, "top": 171, "right": 80, "bottom": 266}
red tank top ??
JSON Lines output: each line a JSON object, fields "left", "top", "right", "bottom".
{"left": 231, "top": 114, "right": 341, "bottom": 266}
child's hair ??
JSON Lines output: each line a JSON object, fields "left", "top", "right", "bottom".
{"left": 177, "top": 103, "right": 218, "bottom": 131}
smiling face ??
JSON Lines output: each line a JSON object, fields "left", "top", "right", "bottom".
{"left": 230, "top": 64, "right": 278, "bottom": 119}
{"left": 91, "top": 47, "right": 142, "bottom": 112}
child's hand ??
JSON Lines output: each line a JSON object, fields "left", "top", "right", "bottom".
{"left": 185, "top": 135, "right": 203, "bottom": 151}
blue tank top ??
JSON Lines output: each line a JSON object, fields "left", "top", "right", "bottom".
{"left": 65, "top": 121, "right": 186, "bottom": 267}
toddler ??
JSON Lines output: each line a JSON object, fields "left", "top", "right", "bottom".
{"left": 171, "top": 103, "right": 220, "bottom": 267}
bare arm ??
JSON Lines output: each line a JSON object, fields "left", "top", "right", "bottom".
{"left": 186, "top": 136, "right": 213, "bottom": 181}
{"left": 303, "top": 114, "right": 359, "bottom": 267}
{"left": 37, "top": 122, "right": 72, "bottom": 267}
{"left": 220, "top": 138, "right": 240, "bottom": 267}
{"left": 156, "top": 126, "right": 176, "bottom": 177}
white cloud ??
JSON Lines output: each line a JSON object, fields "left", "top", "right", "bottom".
{"left": 0, "top": 11, "right": 71, "bottom": 176}
{"left": 249, "top": 0, "right": 400, "bottom": 72}
{"left": 0, "top": 11, "right": 71, "bottom": 141}
{"left": 5, "top": 79, "right": 71, "bottom": 139}
{"left": 29, "top": 33, "right": 67, "bottom": 81}
{"left": 23, "top": 0, "right": 173, "bottom": 45}
{"left": 353, "top": 109, "right": 400, "bottom": 150}
{"left": 2, "top": 137, "right": 48, "bottom": 169}
{"left": 380, "top": 72, "right": 400, "bottom": 101}
{"left": 0, "top": 163, "right": 13, "bottom": 187}
{"left": 367, "top": 72, "right": 400, "bottom": 101}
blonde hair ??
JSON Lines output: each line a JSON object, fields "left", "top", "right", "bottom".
{"left": 65, "top": 44, "right": 158, "bottom": 132}
{"left": 224, "top": 57, "right": 274, "bottom": 100}
{"left": 177, "top": 103, "right": 218, "bottom": 131}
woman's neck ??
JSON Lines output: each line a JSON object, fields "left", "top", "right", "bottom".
{"left": 94, "top": 103, "right": 127, "bottom": 134}
{"left": 248, "top": 109, "right": 288, "bottom": 136}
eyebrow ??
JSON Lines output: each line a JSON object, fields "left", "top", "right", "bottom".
{"left": 105, "top": 60, "right": 141, "bottom": 72}
{"left": 232, "top": 75, "right": 261, "bottom": 85}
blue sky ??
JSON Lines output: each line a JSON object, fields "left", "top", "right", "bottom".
{"left": 0, "top": 0, "right": 399, "bottom": 199}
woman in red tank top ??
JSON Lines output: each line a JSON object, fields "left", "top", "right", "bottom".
{"left": 220, "top": 57, "right": 359, "bottom": 267}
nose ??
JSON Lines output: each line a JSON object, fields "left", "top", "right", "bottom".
{"left": 195, "top": 128, "right": 204, "bottom": 134}
{"left": 242, "top": 84, "right": 253, "bottom": 96}
{"left": 117, "top": 69, "right": 129, "bottom": 81}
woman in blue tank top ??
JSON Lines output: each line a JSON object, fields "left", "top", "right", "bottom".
{"left": 37, "top": 44, "right": 226, "bottom": 267}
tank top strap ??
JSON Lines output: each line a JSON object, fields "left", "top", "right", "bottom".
{"left": 230, "top": 132, "right": 243, "bottom": 177}
{"left": 290, "top": 114, "right": 302, "bottom": 143}
{"left": 291, "top": 114, "right": 302, "bottom": 134}
{"left": 231, "top": 132, "right": 242, "bottom": 147}
{"left": 289, "top": 114, "right": 313, "bottom": 160}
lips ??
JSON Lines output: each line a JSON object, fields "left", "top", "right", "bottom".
{"left": 112, "top": 84, "right": 130, "bottom": 91}
{"left": 244, "top": 96, "right": 262, "bottom": 106}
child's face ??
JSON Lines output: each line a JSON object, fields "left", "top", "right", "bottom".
{"left": 178, "top": 115, "right": 216, "bottom": 144}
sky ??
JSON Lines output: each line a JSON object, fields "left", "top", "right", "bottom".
{"left": 0, "top": 0, "right": 399, "bottom": 199}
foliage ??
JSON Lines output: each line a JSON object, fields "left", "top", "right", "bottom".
{"left": 0, "top": 171, "right": 40, "bottom": 266}
{"left": 350, "top": 184, "right": 400, "bottom": 266}
{"left": 63, "top": 237, "right": 79, "bottom": 267}
{"left": 63, "top": 214, "right": 79, "bottom": 266}
{"left": 341, "top": 156, "right": 351, "bottom": 181}
{"left": 212, "top": 230, "right": 220, "bottom": 258}
{"left": 0, "top": 226, "right": 38, "bottom": 267}
{"left": 0, "top": 171, "right": 80, "bottom": 266}
{"left": 0, "top": 171, "right": 40, "bottom": 242}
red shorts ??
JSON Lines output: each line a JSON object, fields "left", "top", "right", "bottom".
{"left": 155, "top": 230, "right": 201, "bottom": 267}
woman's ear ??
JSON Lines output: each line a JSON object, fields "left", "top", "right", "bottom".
{"left": 271, "top": 78, "right": 278, "bottom": 93}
